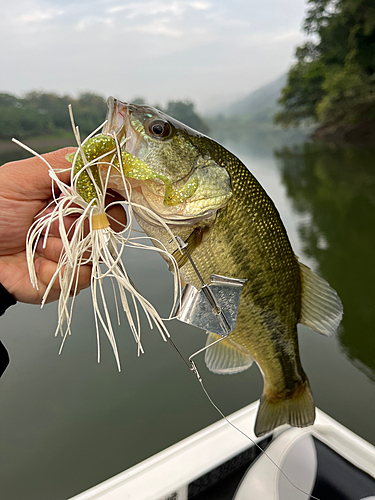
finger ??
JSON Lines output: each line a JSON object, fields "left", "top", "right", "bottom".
{"left": 35, "top": 257, "right": 92, "bottom": 293}
{"left": 2, "top": 148, "right": 77, "bottom": 200}
{"left": 36, "top": 237, "right": 92, "bottom": 263}
{"left": 36, "top": 237, "right": 64, "bottom": 262}
{"left": 107, "top": 204, "right": 127, "bottom": 232}
{"left": 105, "top": 191, "right": 127, "bottom": 232}
{"left": 40, "top": 148, "right": 77, "bottom": 189}
{"left": 38, "top": 197, "right": 90, "bottom": 239}
{"left": 41, "top": 213, "right": 89, "bottom": 240}
{"left": 41, "top": 193, "right": 127, "bottom": 237}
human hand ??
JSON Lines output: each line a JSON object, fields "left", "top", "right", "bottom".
{"left": 0, "top": 148, "right": 92, "bottom": 304}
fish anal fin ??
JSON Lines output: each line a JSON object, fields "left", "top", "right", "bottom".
{"left": 298, "top": 261, "right": 343, "bottom": 336}
{"left": 204, "top": 332, "right": 254, "bottom": 374}
{"left": 254, "top": 382, "right": 315, "bottom": 437}
{"left": 170, "top": 227, "right": 203, "bottom": 270}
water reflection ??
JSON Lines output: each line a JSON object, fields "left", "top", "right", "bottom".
{"left": 1, "top": 138, "right": 375, "bottom": 500}
{"left": 275, "top": 143, "right": 375, "bottom": 380}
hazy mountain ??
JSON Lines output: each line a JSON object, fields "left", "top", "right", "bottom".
{"left": 205, "top": 74, "right": 315, "bottom": 152}
{"left": 224, "top": 74, "right": 287, "bottom": 120}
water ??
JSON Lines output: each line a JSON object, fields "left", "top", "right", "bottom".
{"left": 0, "top": 136, "right": 374, "bottom": 499}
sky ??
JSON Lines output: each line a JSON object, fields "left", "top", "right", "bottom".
{"left": 0, "top": 0, "right": 309, "bottom": 112}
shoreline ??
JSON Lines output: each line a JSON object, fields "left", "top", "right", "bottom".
{"left": 0, "top": 135, "right": 76, "bottom": 154}
{"left": 311, "top": 121, "right": 375, "bottom": 146}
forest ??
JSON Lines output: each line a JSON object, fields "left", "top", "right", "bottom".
{"left": 0, "top": 92, "right": 209, "bottom": 142}
{"left": 275, "top": 0, "right": 375, "bottom": 142}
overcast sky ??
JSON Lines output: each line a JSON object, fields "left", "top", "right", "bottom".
{"left": 0, "top": 0, "right": 309, "bottom": 112}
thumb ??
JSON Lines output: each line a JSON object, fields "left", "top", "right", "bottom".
{"left": 40, "top": 147, "right": 77, "bottom": 185}
{"left": 2, "top": 147, "right": 77, "bottom": 199}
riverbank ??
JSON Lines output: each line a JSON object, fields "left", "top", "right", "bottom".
{"left": 311, "top": 121, "right": 375, "bottom": 146}
{"left": 0, "top": 133, "right": 75, "bottom": 154}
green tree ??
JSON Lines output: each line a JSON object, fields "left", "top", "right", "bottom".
{"left": 72, "top": 93, "right": 107, "bottom": 136}
{"left": 0, "top": 92, "right": 209, "bottom": 141}
{"left": 0, "top": 91, "right": 107, "bottom": 141}
{"left": 132, "top": 97, "right": 145, "bottom": 105}
{"left": 164, "top": 100, "right": 210, "bottom": 135}
{"left": 128, "top": 99, "right": 209, "bottom": 134}
{"left": 0, "top": 93, "right": 54, "bottom": 140}
{"left": 25, "top": 91, "right": 72, "bottom": 131}
{"left": 0, "top": 93, "right": 22, "bottom": 108}
{"left": 275, "top": 0, "right": 375, "bottom": 129}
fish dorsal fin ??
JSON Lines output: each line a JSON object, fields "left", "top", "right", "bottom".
{"left": 298, "top": 261, "right": 343, "bottom": 336}
{"left": 170, "top": 227, "right": 203, "bottom": 269}
{"left": 204, "top": 332, "right": 254, "bottom": 374}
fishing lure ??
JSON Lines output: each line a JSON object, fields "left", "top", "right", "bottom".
{"left": 19, "top": 110, "right": 190, "bottom": 369}
{"left": 72, "top": 133, "right": 199, "bottom": 206}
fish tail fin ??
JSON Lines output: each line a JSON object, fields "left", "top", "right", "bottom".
{"left": 254, "top": 382, "right": 315, "bottom": 437}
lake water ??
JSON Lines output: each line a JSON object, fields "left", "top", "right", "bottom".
{"left": 0, "top": 134, "right": 374, "bottom": 499}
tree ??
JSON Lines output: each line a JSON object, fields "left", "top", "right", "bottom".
{"left": 129, "top": 99, "right": 210, "bottom": 134}
{"left": 275, "top": 0, "right": 375, "bottom": 129}
{"left": 73, "top": 93, "right": 107, "bottom": 136}
{"left": 164, "top": 101, "right": 210, "bottom": 135}
{"left": 0, "top": 92, "right": 107, "bottom": 141}
{"left": 25, "top": 91, "right": 71, "bottom": 131}
{"left": 0, "top": 93, "right": 209, "bottom": 141}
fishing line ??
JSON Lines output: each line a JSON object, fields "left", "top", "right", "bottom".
{"left": 196, "top": 372, "right": 321, "bottom": 500}
{"left": 166, "top": 234, "right": 321, "bottom": 498}
{"left": 167, "top": 333, "right": 320, "bottom": 499}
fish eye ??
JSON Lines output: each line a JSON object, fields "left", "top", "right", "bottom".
{"left": 146, "top": 119, "right": 172, "bottom": 139}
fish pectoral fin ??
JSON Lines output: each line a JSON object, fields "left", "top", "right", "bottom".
{"left": 254, "top": 382, "right": 315, "bottom": 437}
{"left": 170, "top": 228, "right": 204, "bottom": 270}
{"left": 298, "top": 260, "right": 343, "bottom": 336}
{"left": 204, "top": 332, "right": 254, "bottom": 374}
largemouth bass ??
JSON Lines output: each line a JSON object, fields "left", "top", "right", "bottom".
{"left": 103, "top": 98, "right": 343, "bottom": 437}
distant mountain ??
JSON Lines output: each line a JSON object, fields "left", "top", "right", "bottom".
{"left": 206, "top": 73, "right": 315, "bottom": 151}
{"left": 225, "top": 74, "right": 287, "bottom": 120}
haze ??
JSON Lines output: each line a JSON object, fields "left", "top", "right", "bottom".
{"left": 0, "top": 0, "right": 308, "bottom": 112}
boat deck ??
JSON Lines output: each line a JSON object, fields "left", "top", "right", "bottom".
{"left": 69, "top": 401, "right": 375, "bottom": 500}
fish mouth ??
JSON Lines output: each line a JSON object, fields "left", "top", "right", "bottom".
{"left": 103, "top": 97, "right": 149, "bottom": 165}
{"left": 103, "top": 96, "right": 130, "bottom": 141}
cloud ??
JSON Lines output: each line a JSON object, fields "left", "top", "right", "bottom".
{"left": 73, "top": 0, "right": 215, "bottom": 38}
{"left": 0, "top": 0, "right": 309, "bottom": 112}
{"left": 19, "top": 9, "right": 64, "bottom": 24}
{"left": 189, "top": 1, "right": 211, "bottom": 10}
{"left": 125, "top": 18, "right": 183, "bottom": 37}
{"left": 106, "top": 1, "right": 189, "bottom": 18}
{"left": 74, "top": 16, "right": 113, "bottom": 31}
{"left": 274, "top": 30, "right": 303, "bottom": 42}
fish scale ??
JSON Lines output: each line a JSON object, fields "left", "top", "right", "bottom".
{"left": 183, "top": 141, "right": 304, "bottom": 391}
{"left": 103, "top": 98, "right": 343, "bottom": 437}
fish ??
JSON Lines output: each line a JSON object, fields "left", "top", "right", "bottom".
{"left": 102, "top": 97, "right": 343, "bottom": 437}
